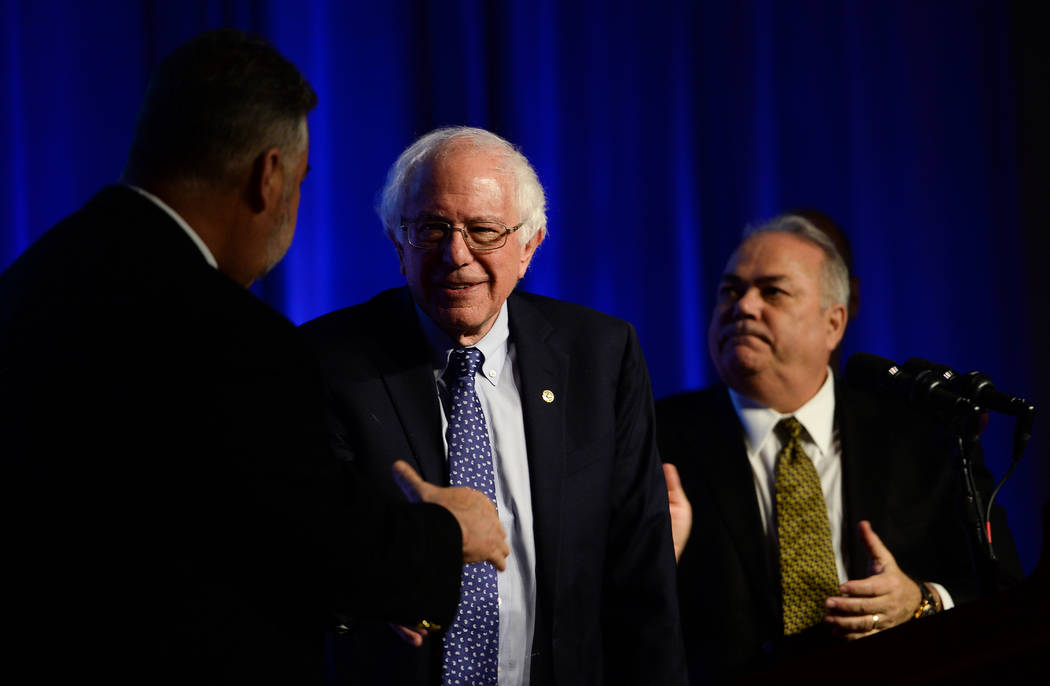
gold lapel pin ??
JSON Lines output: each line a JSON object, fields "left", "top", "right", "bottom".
{"left": 542, "top": 389, "right": 555, "bottom": 403}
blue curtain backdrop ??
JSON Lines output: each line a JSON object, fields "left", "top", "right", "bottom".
{"left": 3, "top": 0, "right": 1047, "bottom": 574}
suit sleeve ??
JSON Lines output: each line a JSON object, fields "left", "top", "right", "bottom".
{"left": 311, "top": 361, "right": 463, "bottom": 630}
{"left": 601, "top": 324, "right": 689, "bottom": 684}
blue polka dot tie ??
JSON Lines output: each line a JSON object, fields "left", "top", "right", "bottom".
{"left": 442, "top": 347, "right": 499, "bottom": 685}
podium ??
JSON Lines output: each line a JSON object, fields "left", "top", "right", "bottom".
{"left": 740, "top": 504, "right": 1050, "bottom": 684}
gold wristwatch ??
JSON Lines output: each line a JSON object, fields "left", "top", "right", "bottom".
{"left": 913, "top": 581, "right": 938, "bottom": 619}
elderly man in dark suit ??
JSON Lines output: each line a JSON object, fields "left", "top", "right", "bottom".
{"left": 301, "top": 126, "right": 686, "bottom": 685}
{"left": 0, "top": 31, "right": 507, "bottom": 684}
{"left": 657, "top": 215, "right": 1023, "bottom": 683}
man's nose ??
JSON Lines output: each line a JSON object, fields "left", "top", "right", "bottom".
{"left": 441, "top": 228, "right": 474, "bottom": 266}
{"left": 731, "top": 287, "right": 761, "bottom": 318}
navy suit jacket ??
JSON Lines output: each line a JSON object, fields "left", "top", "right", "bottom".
{"left": 302, "top": 287, "right": 687, "bottom": 685}
{"left": 0, "top": 188, "right": 461, "bottom": 684}
{"left": 656, "top": 384, "right": 1023, "bottom": 684}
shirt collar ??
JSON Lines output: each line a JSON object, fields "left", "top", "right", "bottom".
{"left": 416, "top": 300, "right": 511, "bottom": 388}
{"left": 728, "top": 368, "right": 837, "bottom": 457}
{"left": 126, "top": 185, "right": 218, "bottom": 269}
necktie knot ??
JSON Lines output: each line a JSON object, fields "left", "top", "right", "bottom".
{"left": 447, "top": 347, "right": 484, "bottom": 383}
{"left": 777, "top": 416, "right": 803, "bottom": 442}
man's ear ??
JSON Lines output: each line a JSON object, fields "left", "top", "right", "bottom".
{"left": 248, "top": 147, "right": 283, "bottom": 214}
{"left": 393, "top": 234, "right": 407, "bottom": 276}
{"left": 825, "top": 302, "right": 848, "bottom": 351}
{"left": 517, "top": 230, "right": 545, "bottom": 278}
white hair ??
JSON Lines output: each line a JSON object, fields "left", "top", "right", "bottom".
{"left": 743, "top": 214, "right": 851, "bottom": 309}
{"left": 377, "top": 126, "right": 547, "bottom": 246}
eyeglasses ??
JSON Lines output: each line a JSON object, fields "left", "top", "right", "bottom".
{"left": 400, "top": 217, "right": 522, "bottom": 252}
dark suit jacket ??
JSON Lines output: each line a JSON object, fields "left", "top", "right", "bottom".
{"left": 301, "top": 287, "right": 687, "bottom": 685}
{"left": 0, "top": 187, "right": 461, "bottom": 685}
{"left": 655, "top": 384, "right": 1023, "bottom": 685}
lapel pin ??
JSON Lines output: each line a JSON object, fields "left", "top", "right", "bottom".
{"left": 542, "top": 389, "right": 555, "bottom": 403}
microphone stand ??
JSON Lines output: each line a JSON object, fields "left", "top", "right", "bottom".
{"left": 847, "top": 353, "right": 1034, "bottom": 595}
{"left": 954, "top": 405, "right": 999, "bottom": 597}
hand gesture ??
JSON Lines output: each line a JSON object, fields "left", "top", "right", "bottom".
{"left": 663, "top": 463, "right": 693, "bottom": 563}
{"left": 824, "top": 520, "right": 923, "bottom": 639}
{"left": 393, "top": 460, "right": 509, "bottom": 571}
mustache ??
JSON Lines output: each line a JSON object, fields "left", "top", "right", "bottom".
{"left": 717, "top": 322, "right": 771, "bottom": 346}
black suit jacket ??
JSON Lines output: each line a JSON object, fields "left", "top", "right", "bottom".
{"left": 656, "top": 384, "right": 1023, "bottom": 684}
{"left": 0, "top": 187, "right": 461, "bottom": 684}
{"left": 301, "top": 287, "right": 687, "bottom": 685}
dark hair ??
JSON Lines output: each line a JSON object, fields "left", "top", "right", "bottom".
{"left": 123, "top": 29, "right": 317, "bottom": 185}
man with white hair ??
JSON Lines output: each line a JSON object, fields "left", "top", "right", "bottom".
{"left": 302, "top": 126, "right": 686, "bottom": 685}
{"left": 657, "top": 215, "right": 1022, "bottom": 682}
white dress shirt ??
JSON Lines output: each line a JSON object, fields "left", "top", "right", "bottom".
{"left": 126, "top": 185, "right": 218, "bottom": 268}
{"left": 419, "top": 301, "right": 537, "bottom": 686}
{"left": 728, "top": 369, "right": 953, "bottom": 608}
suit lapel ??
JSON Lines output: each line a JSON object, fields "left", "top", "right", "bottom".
{"left": 507, "top": 293, "right": 568, "bottom": 620}
{"left": 837, "top": 385, "right": 882, "bottom": 579}
{"left": 372, "top": 289, "right": 448, "bottom": 485}
{"left": 703, "top": 389, "right": 781, "bottom": 622}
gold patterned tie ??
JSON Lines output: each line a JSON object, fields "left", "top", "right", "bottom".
{"left": 775, "top": 416, "right": 840, "bottom": 634}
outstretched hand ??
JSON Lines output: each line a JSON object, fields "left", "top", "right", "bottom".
{"left": 824, "top": 520, "right": 922, "bottom": 640}
{"left": 393, "top": 460, "right": 509, "bottom": 571}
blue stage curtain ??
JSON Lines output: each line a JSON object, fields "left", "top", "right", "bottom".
{"left": 3, "top": 0, "right": 1047, "bottom": 573}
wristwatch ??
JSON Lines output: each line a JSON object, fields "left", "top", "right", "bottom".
{"left": 913, "top": 581, "right": 938, "bottom": 619}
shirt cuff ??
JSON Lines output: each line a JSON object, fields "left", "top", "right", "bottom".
{"left": 928, "top": 582, "right": 954, "bottom": 611}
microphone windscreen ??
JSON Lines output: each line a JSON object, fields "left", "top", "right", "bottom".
{"left": 845, "top": 352, "right": 899, "bottom": 392}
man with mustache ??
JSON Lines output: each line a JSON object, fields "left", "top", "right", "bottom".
{"left": 656, "top": 215, "right": 1021, "bottom": 682}
{"left": 301, "top": 126, "right": 686, "bottom": 685}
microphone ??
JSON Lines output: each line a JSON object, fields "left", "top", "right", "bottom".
{"left": 845, "top": 352, "right": 981, "bottom": 422}
{"left": 901, "top": 357, "right": 1036, "bottom": 422}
